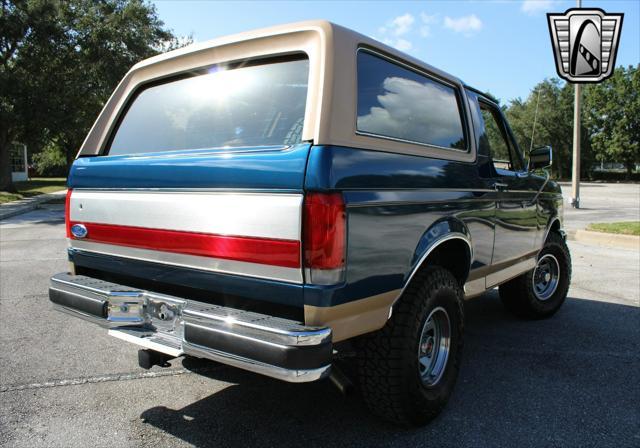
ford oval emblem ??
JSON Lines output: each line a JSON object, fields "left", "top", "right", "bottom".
{"left": 71, "top": 224, "right": 88, "bottom": 239}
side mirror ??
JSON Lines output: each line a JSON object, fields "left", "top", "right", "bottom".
{"left": 528, "top": 145, "right": 552, "bottom": 171}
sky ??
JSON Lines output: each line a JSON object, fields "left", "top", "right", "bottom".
{"left": 151, "top": 0, "right": 639, "bottom": 104}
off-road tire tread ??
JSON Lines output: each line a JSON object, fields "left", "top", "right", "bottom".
{"left": 499, "top": 232, "right": 571, "bottom": 319}
{"left": 355, "top": 267, "right": 464, "bottom": 426}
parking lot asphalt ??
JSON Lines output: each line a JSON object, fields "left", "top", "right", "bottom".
{"left": 1, "top": 188, "right": 639, "bottom": 448}
{"left": 560, "top": 182, "right": 640, "bottom": 231}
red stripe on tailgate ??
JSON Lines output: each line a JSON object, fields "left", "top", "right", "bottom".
{"left": 70, "top": 222, "right": 301, "bottom": 268}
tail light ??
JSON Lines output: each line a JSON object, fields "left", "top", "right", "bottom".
{"left": 65, "top": 189, "right": 72, "bottom": 238}
{"left": 303, "top": 192, "right": 346, "bottom": 285}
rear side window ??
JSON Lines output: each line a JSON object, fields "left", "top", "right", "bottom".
{"left": 107, "top": 57, "right": 309, "bottom": 155}
{"left": 357, "top": 51, "right": 467, "bottom": 151}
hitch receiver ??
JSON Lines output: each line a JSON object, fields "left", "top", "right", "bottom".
{"left": 138, "top": 349, "right": 174, "bottom": 369}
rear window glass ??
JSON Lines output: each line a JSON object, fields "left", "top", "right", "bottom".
{"left": 107, "top": 57, "right": 309, "bottom": 155}
{"left": 357, "top": 51, "right": 467, "bottom": 150}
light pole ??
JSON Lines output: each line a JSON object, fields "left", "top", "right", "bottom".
{"left": 571, "top": 0, "right": 582, "bottom": 209}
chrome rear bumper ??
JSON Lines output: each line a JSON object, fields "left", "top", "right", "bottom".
{"left": 49, "top": 273, "right": 332, "bottom": 382}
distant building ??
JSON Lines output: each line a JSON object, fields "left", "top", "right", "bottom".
{"left": 10, "top": 143, "right": 28, "bottom": 181}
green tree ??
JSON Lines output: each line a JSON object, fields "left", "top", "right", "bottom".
{"left": 32, "top": 138, "right": 66, "bottom": 176}
{"left": 584, "top": 65, "right": 640, "bottom": 177}
{"left": 506, "top": 78, "right": 593, "bottom": 179}
{"left": 1, "top": 0, "right": 62, "bottom": 191}
{"left": 1, "top": 0, "right": 183, "bottom": 191}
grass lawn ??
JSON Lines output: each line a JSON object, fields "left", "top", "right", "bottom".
{"left": 0, "top": 178, "right": 67, "bottom": 204}
{"left": 587, "top": 221, "right": 640, "bottom": 236}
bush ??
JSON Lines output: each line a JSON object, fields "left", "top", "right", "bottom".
{"left": 588, "top": 171, "right": 640, "bottom": 182}
{"left": 32, "top": 143, "right": 68, "bottom": 177}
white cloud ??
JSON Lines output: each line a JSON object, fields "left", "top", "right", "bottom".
{"left": 419, "top": 12, "right": 438, "bottom": 38}
{"left": 421, "top": 12, "right": 437, "bottom": 23}
{"left": 382, "top": 37, "right": 413, "bottom": 52}
{"left": 443, "top": 14, "right": 483, "bottom": 35}
{"left": 376, "top": 13, "right": 416, "bottom": 52}
{"left": 394, "top": 38, "right": 413, "bottom": 51}
{"left": 521, "top": 0, "right": 555, "bottom": 15}
{"left": 389, "top": 13, "right": 415, "bottom": 36}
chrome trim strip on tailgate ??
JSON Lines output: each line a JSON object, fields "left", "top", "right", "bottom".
{"left": 70, "top": 241, "right": 303, "bottom": 283}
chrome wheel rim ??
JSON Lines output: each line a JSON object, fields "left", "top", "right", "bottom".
{"left": 418, "top": 307, "right": 451, "bottom": 387}
{"left": 532, "top": 254, "right": 560, "bottom": 301}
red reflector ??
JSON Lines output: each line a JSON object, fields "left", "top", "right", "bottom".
{"left": 303, "top": 192, "right": 346, "bottom": 270}
{"left": 65, "top": 189, "right": 72, "bottom": 238}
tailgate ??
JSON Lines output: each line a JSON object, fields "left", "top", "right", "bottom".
{"left": 66, "top": 144, "right": 310, "bottom": 294}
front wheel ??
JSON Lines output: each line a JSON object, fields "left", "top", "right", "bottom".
{"left": 355, "top": 266, "right": 464, "bottom": 427}
{"left": 500, "top": 232, "right": 571, "bottom": 319}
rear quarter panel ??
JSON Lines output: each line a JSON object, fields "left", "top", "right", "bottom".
{"left": 303, "top": 145, "right": 497, "bottom": 340}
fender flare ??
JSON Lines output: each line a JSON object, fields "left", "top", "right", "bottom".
{"left": 395, "top": 219, "right": 473, "bottom": 305}
{"left": 543, "top": 216, "right": 563, "bottom": 246}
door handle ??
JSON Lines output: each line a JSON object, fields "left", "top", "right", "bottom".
{"left": 492, "top": 182, "right": 508, "bottom": 191}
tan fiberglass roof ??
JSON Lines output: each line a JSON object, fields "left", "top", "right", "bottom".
{"left": 132, "top": 20, "right": 462, "bottom": 83}
{"left": 78, "top": 20, "right": 476, "bottom": 162}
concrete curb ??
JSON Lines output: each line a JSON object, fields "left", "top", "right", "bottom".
{"left": 568, "top": 229, "right": 640, "bottom": 250}
{"left": 0, "top": 189, "right": 67, "bottom": 221}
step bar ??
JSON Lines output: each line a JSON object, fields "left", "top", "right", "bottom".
{"left": 49, "top": 273, "right": 332, "bottom": 382}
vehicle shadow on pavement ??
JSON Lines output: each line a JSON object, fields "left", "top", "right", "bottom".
{"left": 140, "top": 291, "right": 640, "bottom": 447}
{"left": 0, "top": 205, "right": 65, "bottom": 228}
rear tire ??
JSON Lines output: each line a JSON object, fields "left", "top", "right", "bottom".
{"left": 355, "top": 267, "right": 464, "bottom": 427}
{"left": 499, "top": 232, "right": 571, "bottom": 319}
